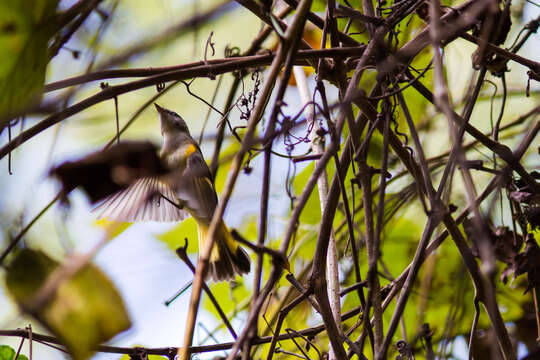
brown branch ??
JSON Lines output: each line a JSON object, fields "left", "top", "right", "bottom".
{"left": 180, "top": 1, "right": 317, "bottom": 359}
{"left": 1, "top": 46, "right": 366, "bottom": 160}
{"left": 245, "top": 4, "right": 304, "bottom": 357}
{"left": 410, "top": 80, "right": 540, "bottom": 194}
{"left": 226, "top": 89, "right": 353, "bottom": 360}
{"left": 43, "top": 47, "right": 364, "bottom": 92}
{"left": 280, "top": 0, "right": 360, "bottom": 46}
{"left": 0, "top": 303, "right": 364, "bottom": 357}
{"left": 209, "top": 5, "right": 293, "bottom": 177}
{"left": 365, "top": 102, "right": 517, "bottom": 360}
{"left": 334, "top": 5, "right": 384, "bottom": 26}
{"left": 460, "top": 32, "right": 540, "bottom": 74}
{"left": 377, "top": 0, "right": 491, "bottom": 78}
{"left": 53, "top": 0, "right": 105, "bottom": 34}
{"left": 48, "top": 6, "right": 95, "bottom": 60}
{"left": 266, "top": 292, "right": 312, "bottom": 360}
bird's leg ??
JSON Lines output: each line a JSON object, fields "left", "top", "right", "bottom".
{"left": 158, "top": 193, "right": 187, "bottom": 210}
{"left": 175, "top": 199, "right": 188, "bottom": 210}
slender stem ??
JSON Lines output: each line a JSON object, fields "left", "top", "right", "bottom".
{"left": 0, "top": 194, "right": 60, "bottom": 266}
{"left": 266, "top": 292, "right": 311, "bottom": 360}
{"left": 175, "top": 247, "right": 237, "bottom": 339}
{"left": 180, "top": 1, "right": 316, "bottom": 358}
{"left": 468, "top": 298, "right": 480, "bottom": 360}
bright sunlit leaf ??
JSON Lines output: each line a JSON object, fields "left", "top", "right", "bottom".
{"left": 0, "top": 345, "right": 29, "bottom": 360}
{"left": 203, "top": 277, "right": 250, "bottom": 321}
{"left": 157, "top": 217, "right": 198, "bottom": 253}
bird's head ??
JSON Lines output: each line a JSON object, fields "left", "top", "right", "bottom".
{"left": 154, "top": 103, "right": 190, "bottom": 137}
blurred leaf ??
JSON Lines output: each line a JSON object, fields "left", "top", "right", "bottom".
{"left": 292, "top": 163, "right": 321, "bottom": 225}
{"left": 311, "top": 0, "right": 327, "bottom": 12}
{"left": 158, "top": 217, "right": 198, "bottom": 253}
{"left": 0, "top": 345, "right": 28, "bottom": 360}
{"left": 399, "top": 52, "right": 432, "bottom": 122}
{"left": 288, "top": 226, "right": 318, "bottom": 265}
{"left": 94, "top": 218, "right": 132, "bottom": 239}
{"left": 6, "top": 249, "right": 131, "bottom": 360}
{"left": 213, "top": 138, "right": 241, "bottom": 193}
{"left": 203, "top": 277, "right": 250, "bottom": 319}
{"left": 382, "top": 216, "right": 422, "bottom": 276}
{"left": 239, "top": 214, "right": 258, "bottom": 242}
{"left": 0, "top": 0, "right": 59, "bottom": 118}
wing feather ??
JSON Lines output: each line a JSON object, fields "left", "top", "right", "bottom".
{"left": 93, "top": 177, "right": 188, "bottom": 222}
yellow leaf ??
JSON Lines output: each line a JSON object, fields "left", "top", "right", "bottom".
{"left": 93, "top": 218, "right": 132, "bottom": 239}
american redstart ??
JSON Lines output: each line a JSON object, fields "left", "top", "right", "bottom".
{"left": 94, "top": 104, "right": 250, "bottom": 281}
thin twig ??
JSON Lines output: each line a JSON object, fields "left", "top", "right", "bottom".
{"left": 175, "top": 243, "right": 238, "bottom": 340}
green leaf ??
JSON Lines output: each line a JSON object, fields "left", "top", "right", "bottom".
{"left": 213, "top": 138, "right": 241, "bottom": 193}
{"left": 292, "top": 163, "right": 321, "bottom": 225}
{"left": 311, "top": 0, "right": 327, "bottom": 12}
{"left": 0, "top": 345, "right": 28, "bottom": 360}
{"left": 157, "top": 217, "right": 199, "bottom": 253}
{"left": 0, "top": 0, "right": 59, "bottom": 118}
{"left": 6, "top": 249, "right": 131, "bottom": 360}
{"left": 203, "top": 277, "right": 250, "bottom": 320}
{"left": 0, "top": 345, "right": 14, "bottom": 360}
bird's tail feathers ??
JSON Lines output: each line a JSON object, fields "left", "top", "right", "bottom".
{"left": 197, "top": 220, "right": 251, "bottom": 282}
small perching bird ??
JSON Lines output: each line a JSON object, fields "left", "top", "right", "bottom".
{"left": 53, "top": 104, "right": 250, "bottom": 281}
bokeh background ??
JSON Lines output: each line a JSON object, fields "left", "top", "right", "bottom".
{"left": 1, "top": 0, "right": 539, "bottom": 359}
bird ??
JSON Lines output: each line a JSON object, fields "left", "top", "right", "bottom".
{"left": 93, "top": 104, "right": 251, "bottom": 281}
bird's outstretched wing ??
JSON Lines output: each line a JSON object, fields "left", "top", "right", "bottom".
{"left": 93, "top": 177, "right": 188, "bottom": 222}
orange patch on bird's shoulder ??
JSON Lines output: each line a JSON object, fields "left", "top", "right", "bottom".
{"left": 184, "top": 144, "right": 197, "bottom": 157}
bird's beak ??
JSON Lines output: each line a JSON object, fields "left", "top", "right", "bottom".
{"left": 154, "top": 103, "right": 165, "bottom": 113}
{"left": 155, "top": 103, "right": 173, "bottom": 135}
